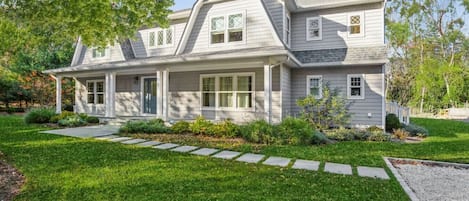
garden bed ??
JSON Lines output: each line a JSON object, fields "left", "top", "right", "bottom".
{"left": 0, "top": 152, "right": 25, "bottom": 201}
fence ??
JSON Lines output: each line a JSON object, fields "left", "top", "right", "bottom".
{"left": 386, "top": 101, "right": 410, "bottom": 125}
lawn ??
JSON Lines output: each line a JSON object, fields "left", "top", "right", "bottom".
{"left": 0, "top": 116, "right": 467, "bottom": 200}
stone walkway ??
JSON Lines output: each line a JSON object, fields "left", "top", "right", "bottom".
{"left": 95, "top": 135, "right": 390, "bottom": 180}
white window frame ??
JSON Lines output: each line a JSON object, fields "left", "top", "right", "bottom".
{"left": 209, "top": 11, "right": 246, "bottom": 47}
{"left": 148, "top": 26, "right": 174, "bottom": 49}
{"left": 347, "top": 74, "right": 365, "bottom": 100}
{"left": 200, "top": 72, "right": 255, "bottom": 111}
{"left": 86, "top": 80, "right": 105, "bottom": 105}
{"left": 284, "top": 11, "right": 291, "bottom": 47}
{"left": 306, "top": 75, "right": 323, "bottom": 99}
{"left": 347, "top": 12, "right": 365, "bottom": 37}
{"left": 91, "top": 47, "right": 110, "bottom": 60}
{"left": 306, "top": 16, "right": 322, "bottom": 41}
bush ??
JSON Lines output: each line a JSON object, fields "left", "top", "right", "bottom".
{"left": 171, "top": 121, "right": 191, "bottom": 134}
{"left": 367, "top": 131, "right": 392, "bottom": 142}
{"left": 393, "top": 128, "right": 409, "bottom": 140}
{"left": 239, "top": 120, "right": 277, "bottom": 144}
{"left": 63, "top": 104, "right": 74, "bottom": 112}
{"left": 367, "top": 126, "right": 384, "bottom": 132}
{"left": 58, "top": 115, "right": 87, "bottom": 127}
{"left": 324, "top": 128, "right": 355, "bottom": 141}
{"left": 386, "top": 113, "right": 401, "bottom": 132}
{"left": 189, "top": 116, "right": 214, "bottom": 135}
{"left": 312, "top": 131, "right": 333, "bottom": 145}
{"left": 24, "top": 108, "right": 56, "bottom": 124}
{"left": 86, "top": 116, "right": 100, "bottom": 124}
{"left": 402, "top": 124, "right": 429, "bottom": 137}
{"left": 207, "top": 120, "right": 240, "bottom": 138}
{"left": 275, "top": 117, "right": 316, "bottom": 145}
{"left": 119, "top": 120, "right": 170, "bottom": 134}
{"left": 50, "top": 111, "right": 76, "bottom": 123}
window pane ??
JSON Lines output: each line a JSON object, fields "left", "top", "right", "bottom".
{"left": 310, "top": 88, "right": 319, "bottom": 96}
{"left": 229, "top": 30, "right": 243, "bottom": 42}
{"left": 87, "top": 82, "right": 94, "bottom": 92}
{"left": 87, "top": 94, "right": 95, "bottom": 104}
{"left": 237, "top": 93, "right": 252, "bottom": 108}
{"left": 351, "top": 87, "right": 361, "bottom": 96}
{"left": 97, "top": 94, "right": 104, "bottom": 104}
{"left": 351, "top": 25, "right": 361, "bottom": 34}
{"left": 351, "top": 77, "right": 361, "bottom": 86}
{"left": 351, "top": 15, "right": 361, "bottom": 25}
{"left": 309, "top": 19, "right": 319, "bottom": 28}
{"left": 157, "top": 30, "right": 164, "bottom": 45}
{"left": 211, "top": 33, "right": 224, "bottom": 44}
{"left": 202, "top": 77, "right": 215, "bottom": 91}
{"left": 219, "top": 77, "right": 233, "bottom": 91}
{"left": 237, "top": 76, "right": 252, "bottom": 91}
{"left": 203, "top": 93, "right": 215, "bottom": 107}
{"left": 310, "top": 78, "right": 319, "bottom": 87}
{"left": 96, "top": 82, "right": 104, "bottom": 93}
{"left": 149, "top": 32, "right": 156, "bottom": 47}
{"left": 229, "top": 14, "right": 243, "bottom": 29}
{"left": 219, "top": 93, "right": 233, "bottom": 107}
{"left": 211, "top": 17, "right": 225, "bottom": 31}
{"left": 166, "top": 29, "right": 172, "bottom": 44}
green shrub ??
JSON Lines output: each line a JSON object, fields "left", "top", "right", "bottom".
{"left": 189, "top": 116, "right": 213, "bottom": 135}
{"left": 275, "top": 117, "right": 316, "bottom": 145}
{"left": 386, "top": 114, "right": 401, "bottom": 132}
{"left": 312, "top": 131, "right": 333, "bottom": 145}
{"left": 171, "top": 121, "right": 191, "bottom": 134}
{"left": 119, "top": 120, "right": 170, "bottom": 134}
{"left": 392, "top": 128, "right": 409, "bottom": 140}
{"left": 50, "top": 111, "right": 76, "bottom": 123}
{"left": 58, "top": 115, "right": 87, "bottom": 127}
{"left": 77, "top": 113, "right": 89, "bottom": 120}
{"left": 367, "top": 131, "right": 391, "bottom": 142}
{"left": 367, "top": 126, "right": 384, "bottom": 132}
{"left": 207, "top": 120, "right": 240, "bottom": 138}
{"left": 24, "top": 108, "right": 56, "bottom": 124}
{"left": 149, "top": 118, "right": 165, "bottom": 125}
{"left": 86, "top": 116, "right": 100, "bottom": 124}
{"left": 403, "top": 124, "right": 429, "bottom": 137}
{"left": 324, "top": 128, "right": 355, "bottom": 141}
{"left": 239, "top": 120, "right": 276, "bottom": 144}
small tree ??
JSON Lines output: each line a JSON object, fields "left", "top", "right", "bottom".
{"left": 297, "top": 85, "right": 351, "bottom": 130}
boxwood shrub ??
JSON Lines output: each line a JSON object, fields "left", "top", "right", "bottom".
{"left": 24, "top": 108, "right": 56, "bottom": 124}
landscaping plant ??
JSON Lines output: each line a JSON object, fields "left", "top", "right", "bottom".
{"left": 276, "top": 117, "right": 316, "bottom": 145}
{"left": 58, "top": 115, "right": 87, "bottom": 127}
{"left": 402, "top": 123, "right": 429, "bottom": 137}
{"left": 239, "top": 120, "right": 277, "bottom": 144}
{"left": 207, "top": 120, "right": 240, "bottom": 138}
{"left": 189, "top": 116, "right": 214, "bottom": 135}
{"left": 392, "top": 128, "right": 409, "bottom": 140}
{"left": 171, "top": 121, "right": 191, "bottom": 134}
{"left": 24, "top": 108, "right": 56, "bottom": 124}
{"left": 385, "top": 113, "right": 401, "bottom": 132}
{"left": 119, "top": 120, "right": 170, "bottom": 134}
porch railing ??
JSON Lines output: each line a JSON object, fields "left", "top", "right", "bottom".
{"left": 386, "top": 101, "right": 410, "bottom": 125}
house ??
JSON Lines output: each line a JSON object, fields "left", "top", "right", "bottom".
{"left": 44, "top": 0, "right": 388, "bottom": 128}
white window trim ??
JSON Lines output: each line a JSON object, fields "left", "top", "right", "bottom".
{"left": 199, "top": 72, "right": 255, "bottom": 111}
{"left": 347, "top": 74, "right": 365, "bottom": 100}
{"left": 347, "top": 12, "right": 365, "bottom": 38}
{"left": 140, "top": 76, "right": 158, "bottom": 116}
{"left": 86, "top": 80, "right": 105, "bottom": 105}
{"left": 306, "top": 75, "right": 323, "bottom": 99}
{"left": 148, "top": 26, "right": 175, "bottom": 49}
{"left": 90, "top": 47, "right": 110, "bottom": 61}
{"left": 209, "top": 11, "right": 247, "bottom": 47}
{"left": 284, "top": 10, "right": 291, "bottom": 47}
{"left": 306, "top": 16, "right": 322, "bottom": 41}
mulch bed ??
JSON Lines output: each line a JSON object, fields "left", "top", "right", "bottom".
{"left": 391, "top": 158, "right": 469, "bottom": 170}
{"left": 0, "top": 152, "right": 25, "bottom": 201}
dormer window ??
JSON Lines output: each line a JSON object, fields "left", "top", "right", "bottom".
{"left": 92, "top": 48, "right": 107, "bottom": 59}
{"left": 149, "top": 27, "right": 174, "bottom": 48}
{"left": 210, "top": 12, "right": 245, "bottom": 45}
{"left": 348, "top": 12, "right": 364, "bottom": 37}
{"left": 306, "top": 17, "right": 322, "bottom": 41}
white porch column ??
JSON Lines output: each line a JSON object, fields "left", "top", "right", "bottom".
{"left": 156, "top": 70, "right": 163, "bottom": 118}
{"left": 162, "top": 69, "right": 169, "bottom": 120}
{"left": 105, "top": 72, "right": 116, "bottom": 118}
{"left": 55, "top": 75, "right": 62, "bottom": 114}
{"left": 264, "top": 64, "right": 272, "bottom": 123}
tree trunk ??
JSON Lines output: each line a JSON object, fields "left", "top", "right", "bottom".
{"left": 420, "top": 87, "right": 426, "bottom": 113}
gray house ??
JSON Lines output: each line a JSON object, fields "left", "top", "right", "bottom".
{"left": 45, "top": 0, "right": 388, "bottom": 128}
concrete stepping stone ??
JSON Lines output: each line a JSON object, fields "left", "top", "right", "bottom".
{"left": 109, "top": 137, "right": 133, "bottom": 142}
{"left": 95, "top": 135, "right": 119, "bottom": 140}
{"left": 263, "top": 157, "right": 291, "bottom": 167}
{"left": 212, "top": 151, "right": 242, "bottom": 160}
{"left": 136, "top": 141, "right": 162, "bottom": 147}
{"left": 236, "top": 153, "right": 265, "bottom": 164}
{"left": 154, "top": 143, "right": 180, "bottom": 150}
{"left": 324, "top": 162, "right": 353, "bottom": 175}
{"left": 292, "top": 160, "right": 320, "bottom": 171}
{"left": 357, "top": 166, "right": 390, "bottom": 180}
{"left": 171, "top": 146, "right": 199, "bottom": 153}
{"left": 191, "top": 148, "right": 219, "bottom": 156}
{"left": 121, "top": 139, "right": 147, "bottom": 145}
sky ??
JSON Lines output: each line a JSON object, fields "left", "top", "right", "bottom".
{"left": 171, "top": 0, "right": 197, "bottom": 11}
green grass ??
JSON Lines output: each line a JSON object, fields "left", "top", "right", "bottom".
{"left": 0, "top": 115, "right": 410, "bottom": 200}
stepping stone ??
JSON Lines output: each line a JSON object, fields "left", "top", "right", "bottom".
{"left": 154, "top": 143, "right": 180, "bottom": 150}
{"left": 324, "top": 162, "right": 353, "bottom": 175}
{"left": 121, "top": 139, "right": 147, "bottom": 145}
{"left": 212, "top": 151, "right": 242, "bottom": 160}
{"left": 136, "top": 141, "right": 162, "bottom": 147}
{"left": 292, "top": 160, "right": 320, "bottom": 171}
{"left": 171, "top": 146, "right": 199, "bottom": 153}
{"left": 357, "top": 166, "right": 390, "bottom": 180}
{"left": 236, "top": 153, "right": 265, "bottom": 164}
{"left": 191, "top": 148, "right": 219, "bottom": 156}
{"left": 263, "top": 156, "right": 291, "bottom": 167}
{"left": 95, "top": 135, "right": 119, "bottom": 140}
{"left": 109, "top": 137, "right": 133, "bottom": 142}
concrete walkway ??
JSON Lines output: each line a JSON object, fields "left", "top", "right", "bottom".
{"left": 41, "top": 125, "right": 119, "bottom": 138}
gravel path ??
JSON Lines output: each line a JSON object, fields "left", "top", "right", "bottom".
{"left": 395, "top": 164, "right": 469, "bottom": 201}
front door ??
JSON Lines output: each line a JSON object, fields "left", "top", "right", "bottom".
{"left": 142, "top": 77, "right": 157, "bottom": 114}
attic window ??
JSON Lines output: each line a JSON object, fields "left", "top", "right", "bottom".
{"left": 210, "top": 12, "right": 245, "bottom": 45}
{"left": 149, "top": 27, "right": 174, "bottom": 48}
{"left": 306, "top": 17, "right": 322, "bottom": 41}
{"left": 348, "top": 12, "right": 364, "bottom": 37}
{"left": 92, "top": 48, "right": 106, "bottom": 58}
{"left": 228, "top": 14, "right": 243, "bottom": 42}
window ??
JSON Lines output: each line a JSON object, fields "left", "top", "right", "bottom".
{"left": 201, "top": 73, "right": 254, "bottom": 110}
{"left": 92, "top": 48, "right": 106, "bottom": 59}
{"left": 306, "top": 17, "right": 322, "bottom": 41}
{"left": 149, "top": 27, "right": 174, "bottom": 48}
{"left": 285, "top": 13, "right": 291, "bottom": 46}
{"left": 210, "top": 12, "right": 245, "bottom": 45}
{"left": 87, "top": 80, "right": 105, "bottom": 104}
{"left": 347, "top": 74, "right": 365, "bottom": 99}
{"left": 348, "top": 12, "right": 364, "bottom": 37}
{"left": 306, "top": 75, "right": 322, "bottom": 98}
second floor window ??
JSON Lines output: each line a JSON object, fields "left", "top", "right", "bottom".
{"left": 348, "top": 12, "right": 364, "bottom": 37}
{"left": 149, "top": 28, "right": 173, "bottom": 48}
{"left": 307, "top": 17, "right": 322, "bottom": 41}
{"left": 210, "top": 13, "right": 245, "bottom": 45}
{"left": 285, "top": 13, "right": 291, "bottom": 46}
{"left": 92, "top": 48, "right": 106, "bottom": 59}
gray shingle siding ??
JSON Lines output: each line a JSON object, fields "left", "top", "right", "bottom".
{"left": 292, "top": 46, "right": 387, "bottom": 64}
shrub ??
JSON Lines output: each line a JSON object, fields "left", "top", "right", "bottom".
{"left": 24, "top": 108, "right": 56, "bottom": 124}
{"left": 275, "top": 117, "right": 316, "bottom": 145}
{"left": 50, "top": 111, "right": 76, "bottom": 123}
{"left": 86, "top": 116, "right": 100, "bottom": 124}
{"left": 312, "top": 131, "right": 333, "bottom": 145}
{"left": 149, "top": 118, "right": 165, "bottom": 125}
{"left": 324, "top": 128, "right": 355, "bottom": 141}
{"left": 58, "top": 115, "right": 87, "bottom": 127}
{"left": 367, "top": 126, "right": 384, "bottom": 132}
{"left": 119, "top": 120, "right": 170, "bottom": 134}
{"left": 189, "top": 116, "right": 214, "bottom": 135}
{"left": 403, "top": 124, "right": 429, "bottom": 137}
{"left": 63, "top": 104, "right": 74, "bottom": 112}
{"left": 385, "top": 113, "right": 401, "bottom": 132}
{"left": 367, "top": 131, "right": 391, "bottom": 142}
{"left": 392, "top": 128, "right": 409, "bottom": 140}
{"left": 77, "top": 113, "right": 89, "bottom": 120}
{"left": 207, "top": 120, "right": 240, "bottom": 138}
{"left": 171, "top": 121, "right": 191, "bottom": 134}
{"left": 239, "top": 120, "right": 276, "bottom": 144}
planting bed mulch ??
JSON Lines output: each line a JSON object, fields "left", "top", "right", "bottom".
{"left": 0, "top": 152, "right": 25, "bottom": 201}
